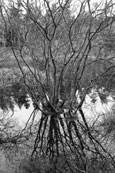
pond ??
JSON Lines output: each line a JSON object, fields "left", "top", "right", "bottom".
{"left": 0, "top": 82, "right": 34, "bottom": 125}
{"left": 11, "top": 98, "right": 34, "bottom": 125}
{"left": 0, "top": 83, "right": 115, "bottom": 173}
{"left": 0, "top": 82, "right": 114, "bottom": 126}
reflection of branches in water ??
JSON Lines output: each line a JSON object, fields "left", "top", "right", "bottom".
{"left": 0, "top": 111, "right": 20, "bottom": 146}
{"left": 0, "top": 82, "right": 30, "bottom": 111}
{"left": 15, "top": 88, "right": 115, "bottom": 172}
{"left": 26, "top": 103, "right": 115, "bottom": 172}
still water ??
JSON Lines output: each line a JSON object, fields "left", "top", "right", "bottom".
{"left": 12, "top": 98, "right": 34, "bottom": 125}
{"left": 0, "top": 88, "right": 114, "bottom": 173}
{"left": 0, "top": 82, "right": 114, "bottom": 127}
{"left": 12, "top": 92, "right": 115, "bottom": 126}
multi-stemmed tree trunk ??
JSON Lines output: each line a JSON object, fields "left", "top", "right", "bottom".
{"left": 1, "top": 0, "right": 115, "bottom": 172}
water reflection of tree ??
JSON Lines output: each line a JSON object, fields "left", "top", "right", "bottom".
{"left": 0, "top": 82, "right": 30, "bottom": 111}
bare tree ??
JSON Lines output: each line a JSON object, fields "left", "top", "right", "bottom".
{"left": 1, "top": 0, "right": 115, "bottom": 172}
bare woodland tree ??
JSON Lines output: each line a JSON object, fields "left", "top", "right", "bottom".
{"left": 1, "top": 0, "right": 115, "bottom": 172}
